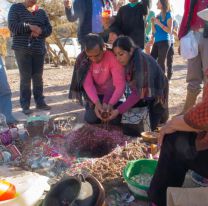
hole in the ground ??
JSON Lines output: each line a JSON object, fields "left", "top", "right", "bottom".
{"left": 76, "top": 140, "right": 113, "bottom": 158}
{"left": 66, "top": 124, "right": 127, "bottom": 158}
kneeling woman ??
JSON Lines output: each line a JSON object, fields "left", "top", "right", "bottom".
{"left": 110, "top": 36, "right": 168, "bottom": 136}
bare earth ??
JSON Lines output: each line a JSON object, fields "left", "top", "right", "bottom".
{"left": 7, "top": 50, "right": 192, "bottom": 121}
{"left": 6, "top": 51, "right": 201, "bottom": 205}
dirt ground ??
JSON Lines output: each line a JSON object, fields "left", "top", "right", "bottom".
{"left": 5, "top": 51, "right": 202, "bottom": 205}
{"left": 7, "top": 49, "right": 197, "bottom": 122}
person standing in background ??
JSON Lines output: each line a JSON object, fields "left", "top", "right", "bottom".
{"left": 151, "top": 0, "right": 172, "bottom": 74}
{"left": 166, "top": 18, "right": 178, "bottom": 80}
{"left": 64, "top": 0, "right": 114, "bottom": 48}
{"left": 178, "top": 0, "right": 208, "bottom": 114}
{"left": 144, "top": 10, "right": 155, "bottom": 54}
{"left": 0, "top": 55, "right": 17, "bottom": 124}
{"left": 110, "top": 0, "right": 150, "bottom": 49}
{"left": 8, "top": 0, "right": 52, "bottom": 115}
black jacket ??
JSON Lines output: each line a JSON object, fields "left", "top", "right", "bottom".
{"left": 110, "top": 0, "right": 149, "bottom": 48}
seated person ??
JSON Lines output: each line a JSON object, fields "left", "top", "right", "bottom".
{"left": 69, "top": 33, "right": 125, "bottom": 124}
{"left": 0, "top": 55, "right": 17, "bottom": 124}
{"left": 147, "top": 70, "right": 208, "bottom": 206}
{"left": 109, "top": 36, "right": 168, "bottom": 136}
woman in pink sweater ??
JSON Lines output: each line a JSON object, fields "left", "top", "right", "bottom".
{"left": 82, "top": 33, "right": 125, "bottom": 124}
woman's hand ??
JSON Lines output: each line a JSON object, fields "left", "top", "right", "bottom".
{"left": 103, "top": 103, "right": 113, "bottom": 113}
{"left": 151, "top": 17, "right": 155, "bottom": 24}
{"left": 29, "top": 24, "right": 42, "bottom": 36}
{"left": 107, "top": 109, "right": 119, "bottom": 121}
{"left": 64, "top": 0, "right": 72, "bottom": 9}
{"left": 158, "top": 121, "right": 176, "bottom": 146}
{"left": 158, "top": 115, "right": 200, "bottom": 146}
{"left": 154, "top": 18, "right": 161, "bottom": 26}
{"left": 94, "top": 101, "right": 104, "bottom": 120}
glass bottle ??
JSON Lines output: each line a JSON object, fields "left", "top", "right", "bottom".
{"left": 0, "top": 114, "right": 12, "bottom": 145}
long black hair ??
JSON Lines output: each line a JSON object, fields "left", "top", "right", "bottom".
{"left": 112, "top": 36, "right": 137, "bottom": 52}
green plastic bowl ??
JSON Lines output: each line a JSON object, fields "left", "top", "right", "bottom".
{"left": 123, "top": 159, "right": 158, "bottom": 201}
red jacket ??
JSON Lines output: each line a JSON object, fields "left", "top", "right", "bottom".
{"left": 178, "top": 0, "right": 208, "bottom": 39}
{"left": 178, "top": 0, "right": 191, "bottom": 39}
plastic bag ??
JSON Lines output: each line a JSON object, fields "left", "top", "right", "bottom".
{"left": 180, "top": 31, "right": 198, "bottom": 59}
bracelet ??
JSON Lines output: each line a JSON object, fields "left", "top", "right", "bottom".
{"left": 162, "top": 25, "right": 165, "bottom": 30}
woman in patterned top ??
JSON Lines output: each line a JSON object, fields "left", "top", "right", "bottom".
{"left": 110, "top": 36, "right": 167, "bottom": 136}
{"left": 8, "top": 0, "right": 52, "bottom": 115}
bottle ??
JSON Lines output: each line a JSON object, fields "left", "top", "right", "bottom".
{"left": 105, "top": 2, "right": 111, "bottom": 15}
{"left": 102, "top": 2, "right": 112, "bottom": 18}
{"left": 0, "top": 114, "right": 12, "bottom": 146}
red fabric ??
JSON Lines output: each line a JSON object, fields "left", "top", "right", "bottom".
{"left": 178, "top": 0, "right": 208, "bottom": 39}
{"left": 190, "top": 0, "right": 208, "bottom": 31}
{"left": 178, "top": 0, "right": 190, "bottom": 39}
{"left": 184, "top": 84, "right": 208, "bottom": 131}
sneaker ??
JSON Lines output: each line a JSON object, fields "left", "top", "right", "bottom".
{"left": 36, "top": 103, "right": 51, "bottom": 110}
{"left": 191, "top": 171, "right": 208, "bottom": 187}
{"left": 22, "top": 108, "right": 32, "bottom": 115}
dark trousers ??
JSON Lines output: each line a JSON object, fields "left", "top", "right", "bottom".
{"left": 151, "top": 40, "right": 170, "bottom": 73}
{"left": 148, "top": 132, "right": 208, "bottom": 206}
{"left": 166, "top": 43, "right": 174, "bottom": 80}
{"left": 14, "top": 50, "right": 45, "bottom": 109}
{"left": 84, "top": 96, "right": 122, "bottom": 125}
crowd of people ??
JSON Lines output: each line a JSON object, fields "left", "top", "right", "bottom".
{"left": 0, "top": 0, "right": 208, "bottom": 205}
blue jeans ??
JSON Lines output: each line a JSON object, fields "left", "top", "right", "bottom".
{"left": 0, "top": 56, "right": 16, "bottom": 123}
{"left": 14, "top": 50, "right": 45, "bottom": 109}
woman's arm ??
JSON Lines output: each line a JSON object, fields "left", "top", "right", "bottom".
{"left": 8, "top": 5, "right": 31, "bottom": 35}
{"left": 65, "top": 0, "right": 79, "bottom": 22}
{"left": 83, "top": 70, "right": 99, "bottom": 104}
{"left": 154, "top": 15, "right": 173, "bottom": 34}
{"left": 109, "top": 7, "right": 123, "bottom": 36}
{"left": 151, "top": 17, "right": 156, "bottom": 34}
{"left": 159, "top": 115, "right": 200, "bottom": 146}
{"left": 117, "top": 87, "right": 141, "bottom": 114}
{"left": 108, "top": 56, "right": 126, "bottom": 106}
{"left": 108, "top": 87, "right": 141, "bottom": 121}
{"left": 40, "top": 10, "right": 52, "bottom": 38}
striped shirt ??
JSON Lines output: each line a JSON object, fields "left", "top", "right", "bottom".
{"left": 8, "top": 3, "right": 52, "bottom": 55}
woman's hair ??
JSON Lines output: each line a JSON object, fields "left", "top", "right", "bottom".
{"left": 160, "top": 0, "right": 171, "bottom": 20}
{"left": 112, "top": 36, "right": 136, "bottom": 52}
